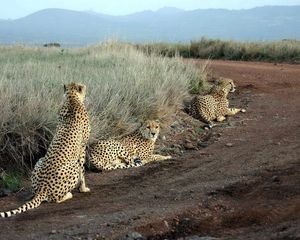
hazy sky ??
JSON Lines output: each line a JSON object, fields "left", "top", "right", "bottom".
{"left": 1, "top": 0, "right": 300, "bottom": 19}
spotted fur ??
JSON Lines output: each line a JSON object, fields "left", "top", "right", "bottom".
{"left": 89, "top": 120, "right": 172, "bottom": 171}
{"left": 190, "top": 78, "right": 246, "bottom": 128}
{"left": 0, "top": 83, "right": 90, "bottom": 218}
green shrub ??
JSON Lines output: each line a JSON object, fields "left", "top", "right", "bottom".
{"left": 0, "top": 170, "right": 21, "bottom": 191}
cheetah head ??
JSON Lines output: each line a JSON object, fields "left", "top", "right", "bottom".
{"left": 219, "top": 77, "right": 236, "bottom": 93}
{"left": 140, "top": 120, "right": 160, "bottom": 141}
{"left": 211, "top": 78, "right": 236, "bottom": 95}
{"left": 63, "top": 82, "right": 86, "bottom": 103}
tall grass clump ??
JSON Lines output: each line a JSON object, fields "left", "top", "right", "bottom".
{"left": 138, "top": 38, "right": 300, "bottom": 63}
{"left": 0, "top": 169, "right": 21, "bottom": 191}
{"left": 0, "top": 41, "right": 206, "bottom": 172}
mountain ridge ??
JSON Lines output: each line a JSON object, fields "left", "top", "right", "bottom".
{"left": 0, "top": 6, "right": 299, "bottom": 45}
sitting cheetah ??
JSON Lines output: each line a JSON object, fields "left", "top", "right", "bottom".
{"left": 190, "top": 77, "right": 246, "bottom": 128}
{"left": 88, "top": 120, "right": 172, "bottom": 171}
{"left": 0, "top": 83, "right": 90, "bottom": 218}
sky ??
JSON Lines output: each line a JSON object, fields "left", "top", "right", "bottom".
{"left": 1, "top": 0, "right": 300, "bottom": 19}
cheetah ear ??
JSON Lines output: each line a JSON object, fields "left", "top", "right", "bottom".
{"left": 216, "top": 79, "right": 223, "bottom": 85}
{"left": 77, "top": 84, "right": 86, "bottom": 94}
{"left": 155, "top": 119, "right": 160, "bottom": 124}
{"left": 139, "top": 120, "right": 144, "bottom": 127}
{"left": 212, "top": 79, "right": 217, "bottom": 85}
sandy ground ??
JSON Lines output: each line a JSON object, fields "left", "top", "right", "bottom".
{"left": 0, "top": 60, "right": 299, "bottom": 240}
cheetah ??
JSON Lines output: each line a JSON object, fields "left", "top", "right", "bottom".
{"left": 88, "top": 120, "right": 172, "bottom": 171}
{"left": 1, "top": 82, "right": 90, "bottom": 218}
{"left": 190, "top": 77, "right": 246, "bottom": 128}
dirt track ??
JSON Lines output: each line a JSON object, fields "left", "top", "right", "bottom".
{"left": 0, "top": 60, "right": 299, "bottom": 239}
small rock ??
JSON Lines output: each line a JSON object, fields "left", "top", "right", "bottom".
{"left": 197, "top": 142, "right": 209, "bottom": 148}
{"left": 163, "top": 220, "right": 169, "bottom": 229}
{"left": 50, "top": 230, "right": 57, "bottom": 234}
{"left": 228, "top": 121, "right": 235, "bottom": 127}
{"left": 184, "top": 143, "right": 197, "bottom": 150}
{"left": 225, "top": 143, "right": 233, "bottom": 147}
{"left": 170, "top": 121, "right": 179, "bottom": 129}
{"left": 120, "top": 231, "right": 145, "bottom": 240}
{"left": 272, "top": 175, "right": 280, "bottom": 182}
{"left": 0, "top": 188, "right": 13, "bottom": 197}
{"left": 185, "top": 236, "right": 219, "bottom": 240}
{"left": 161, "top": 135, "right": 166, "bottom": 141}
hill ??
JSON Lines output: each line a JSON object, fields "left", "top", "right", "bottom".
{"left": 0, "top": 6, "right": 299, "bottom": 45}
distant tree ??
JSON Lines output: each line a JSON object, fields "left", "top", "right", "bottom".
{"left": 43, "top": 43, "right": 61, "bottom": 47}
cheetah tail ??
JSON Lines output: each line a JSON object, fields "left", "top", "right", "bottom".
{"left": 0, "top": 192, "right": 47, "bottom": 218}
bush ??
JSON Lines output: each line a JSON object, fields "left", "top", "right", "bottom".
{"left": 0, "top": 169, "right": 21, "bottom": 191}
{"left": 0, "top": 41, "right": 206, "bottom": 172}
{"left": 137, "top": 38, "right": 300, "bottom": 63}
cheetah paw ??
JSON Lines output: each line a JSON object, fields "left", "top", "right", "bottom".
{"left": 204, "top": 124, "right": 214, "bottom": 130}
{"left": 134, "top": 158, "right": 143, "bottom": 166}
{"left": 57, "top": 192, "right": 73, "bottom": 203}
{"left": 79, "top": 186, "right": 91, "bottom": 193}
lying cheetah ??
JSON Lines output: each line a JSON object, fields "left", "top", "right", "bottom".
{"left": 89, "top": 120, "right": 172, "bottom": 171}
{"left": 190, "top": 77, "right": 246, "bottom": 128}
{"left": 0, "top": 83, "right": 90, "bottom": 218}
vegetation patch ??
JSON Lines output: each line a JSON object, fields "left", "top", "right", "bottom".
{"left": 0, "top": 41, "right": 207, "bottom": 172}
{"left": 137, "top": 38, "right": 300, "bottom": 63}
{"left": 0, "top": 170, "right": 21, "bottom": 191}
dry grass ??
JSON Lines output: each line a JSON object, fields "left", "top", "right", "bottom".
{"left": 0, "top": 41, "right": 206, "bottom": 172}
{"left": 137, "top": 38, "right": 300, "bottom": 63}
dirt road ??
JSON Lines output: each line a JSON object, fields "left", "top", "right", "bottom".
{"left": 0, "top": 60, "right": 299, "bottom": 239}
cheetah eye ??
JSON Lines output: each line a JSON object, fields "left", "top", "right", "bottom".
{"left": 146, "top": 126, "right": 150, "bottom": 129}
{"left": 155, "top": 126, "right": 159, "bottom": 129}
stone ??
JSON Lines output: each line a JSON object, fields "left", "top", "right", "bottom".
{"left": 272, "top": 175, "right": 280, "bottom": 182}
{"left": 120, "top": 232, "right": 145, "bottom": 240}
{"left": 184, "top": 236, "right": 220, "bottom": 240}
{"left": 184, "top": 142, "right": 197, "bottom": 150}
{"left": 197, "top": 141, "right": 209, "bottom": 148}
{"left": 170, "top": 121, "right": 179, "bottom": 129}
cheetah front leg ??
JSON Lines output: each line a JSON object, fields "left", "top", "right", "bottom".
{"left": 226, "top": 107, "right": 246, "bottom": 116}
{"left": 78, "top": 147, "right": 90, "bottom": 193}
{"left": 154, "top": 154, "right": 172, "bottom": 161}
{"left": 144, "top": 154, "right": 172, "bottom": 164}
{"left": 117, "top": 145, "right": 143, "bottom": 168}
{"left": 56, "top": 192, "right": 73, "bottom": 203}
{"left": 216, "top": 116, "right": 226, "bottom": 122}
